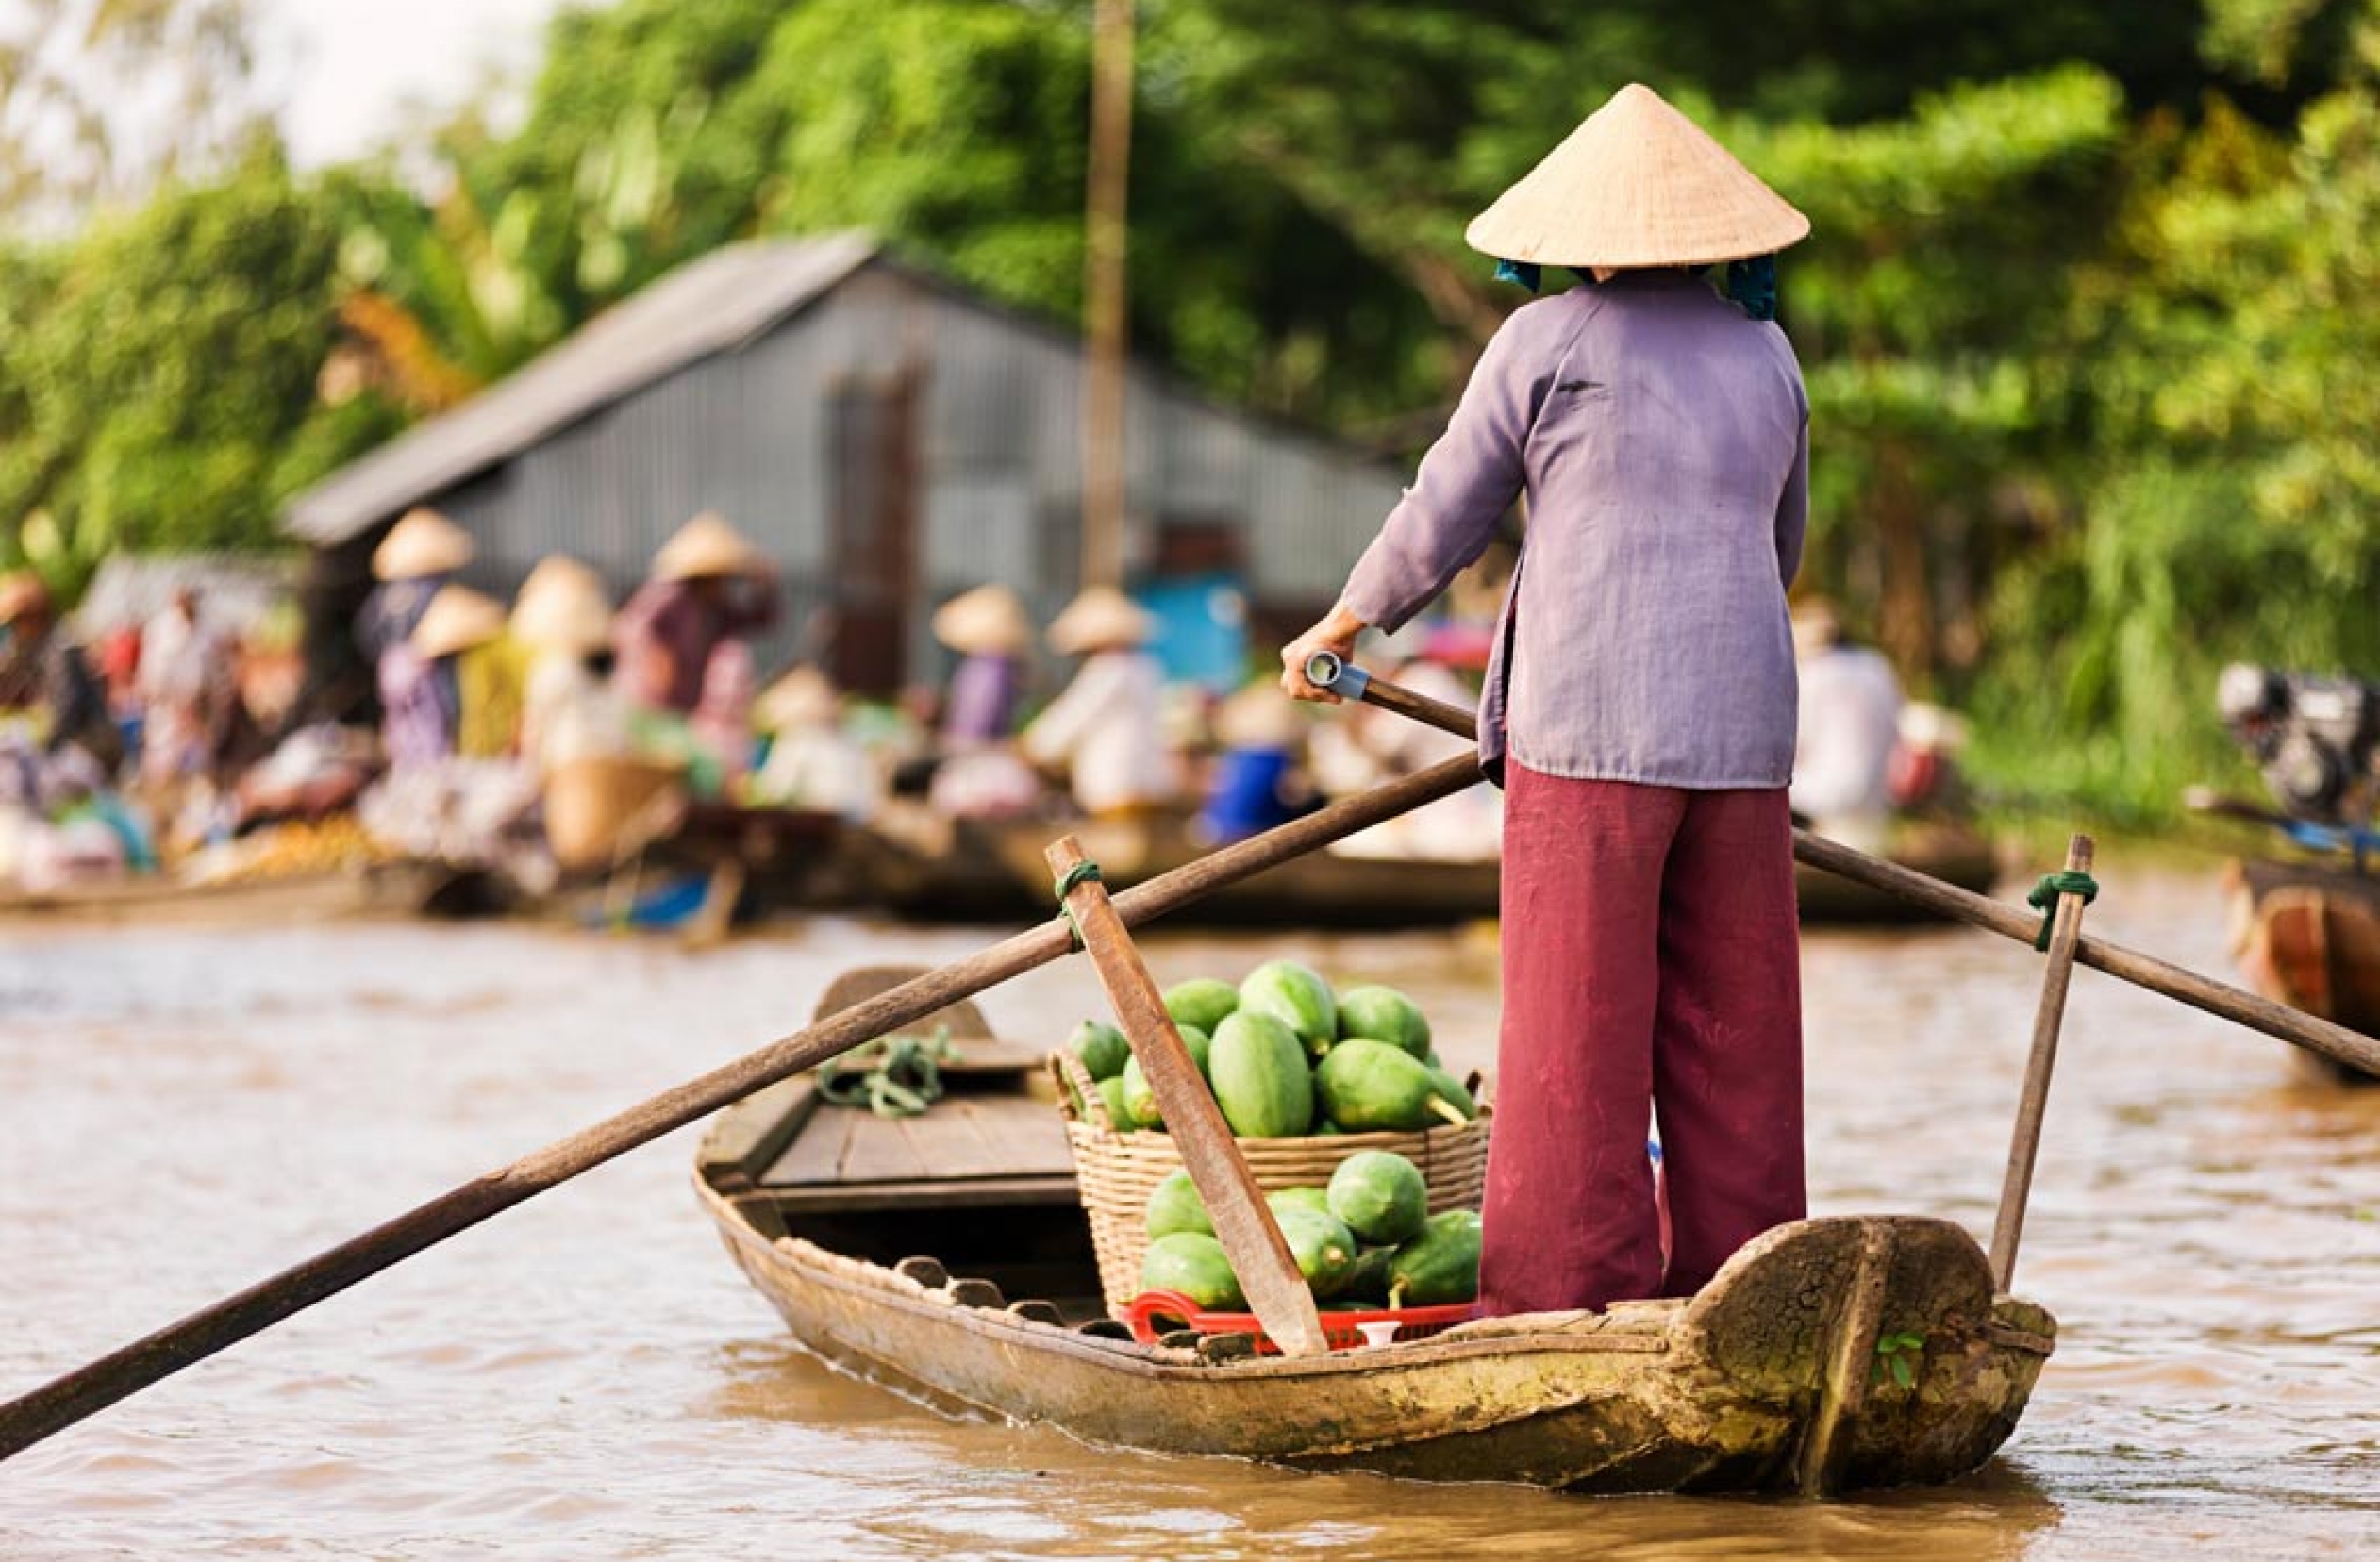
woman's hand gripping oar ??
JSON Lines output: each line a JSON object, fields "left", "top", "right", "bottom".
{"left": 0, "top": 754, "right": 1488, "bottom": 1461}
{"left": 1302, "top": 652, "right": 2380, "bottom": 1076}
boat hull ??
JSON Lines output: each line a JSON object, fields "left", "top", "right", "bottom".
{"left": 700, "top": 1180, "right": 2051, "bottom": 1494}
{"left": 2225, "top": 858, "right": 2380, "bottom": 1082}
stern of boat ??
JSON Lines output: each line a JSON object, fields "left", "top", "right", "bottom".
{"left": 1670, "top": 1214, "right": 2054, "bottom": 1495}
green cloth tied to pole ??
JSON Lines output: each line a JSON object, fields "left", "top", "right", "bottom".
{"left": 1054, "top": 858, "right": 1104, "bottom": 950}
{"left": 2027, "top": 871, "right": 2100, "bottom": 951}
{"left": 815, "top": 1027, "right": 956, "bottom": 1117}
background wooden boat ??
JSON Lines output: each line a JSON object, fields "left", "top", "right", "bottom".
{"left": 693, "top": 967, "right": 2055, "bottom": 1495}
{"left": 0, "top": 857, "right": 465, "bottom": 925}
{"left": 2224, "top": 857, "right": 2380, "bottom": 1083}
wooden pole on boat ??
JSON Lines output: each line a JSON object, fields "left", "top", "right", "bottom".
{"left": 1049, "top": 837, "right": 1331, "bottom": 1357}
{"left": 1306, "top": 656, "right": 2380, "bottom": 1076}
{"left": 0, "top": 756, "right": 1485, "bottom": 1461}
{"left": 1988, "top": 835, "right": 2094, "bottom": 1292}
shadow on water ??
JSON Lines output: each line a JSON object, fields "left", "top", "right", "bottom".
{"left": 701, "top": 1337, "right": 2064, "bottom": 1562}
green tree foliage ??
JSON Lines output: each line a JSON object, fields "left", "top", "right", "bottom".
{"left": 0, "top": 146, "right": 389, "bottom": 592}
{"left": 1973, "top": 10, "right": 2380, "bottom": 812}
{"left": 0, "top": 0, "right": 266, "bottom": 231}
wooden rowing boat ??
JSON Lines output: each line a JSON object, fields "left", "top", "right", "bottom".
{"left": 2224, "top": 857, "right": 2380, "bottom": 1083}
{"left": 0, "top": 857, "right": 467, "bottom": 926}
{"left": 694, "top": 967, "right": 2055, "bottom": 1494}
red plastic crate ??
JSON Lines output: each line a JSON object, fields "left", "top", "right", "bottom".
{"left": 1123, "top": 1288, "right": 1478, "bottom": 1353}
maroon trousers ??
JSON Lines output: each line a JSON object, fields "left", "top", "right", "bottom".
{"left": 1479, "top": 765, "right": 1806, "bottom": 1314}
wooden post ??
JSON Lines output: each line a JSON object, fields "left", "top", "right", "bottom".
{"left": 1989, "top": 835, "right": 2095, "bottom": 1292}
{"left": 1047, "top": 835, "right": 1330, "bottom": 1357}
{"left": 1079, "top": 0, "right": 1134, "bottom": 591}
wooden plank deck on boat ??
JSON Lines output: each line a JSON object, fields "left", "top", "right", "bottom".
{"left": 694, "top": 964, "right": 2056, "bottom": 1495}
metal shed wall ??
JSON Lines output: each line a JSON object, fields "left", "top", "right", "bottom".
{"left": 399, "top": 260, "right": 1407, "bottom": 685}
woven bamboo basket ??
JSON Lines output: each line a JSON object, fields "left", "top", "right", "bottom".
{"left": 1051, "top": 1052, "right": 1492, "bottom": 1316}
{"left": 543, "top": 755, "right": 686, "bottom": 871}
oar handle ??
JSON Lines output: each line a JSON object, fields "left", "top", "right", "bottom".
{"left": 1317, "top": 657, "right": 2380, "bottom": 1076}
{"left": 1304, "top": 651, "right": 1476, "bottom": 741}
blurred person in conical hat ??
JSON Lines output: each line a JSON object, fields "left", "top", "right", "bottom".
{"left": 407, "top": 585, "right": 525, "bottom": 763}
{"left": 1788, "top": 596, "right": 1902, "bottom": 845}
{"left": 613, "top": 511, "right": 780, "bottom": 714}
{"left": 134, "top": 585, "right": 237, "bottom": 803}
{"left": 748, "top": 665, "right": 879, "bottom": 821}
{"left": 1194, "top": 682, "right": 1315, "bottom": 844}
{"left": 1278, "top": 83, "right": 1812, "bottom": 1317}
{"left": 1022, "top": 585, "right": 1181, "bottom": 817}
{"left": 358, "top": 507, "right": 475, "bottom": 772}
{"left": 510, "top": 556, "right": 628, "bottom": 774}
{"left": 931, "top": 583, "right": 1034, "bottom": 746}
{"left": 359, "top": 507, "right": 474, "bottom": 660}
{"left": 0, "top": 569, "right": 119, "bottom": 769}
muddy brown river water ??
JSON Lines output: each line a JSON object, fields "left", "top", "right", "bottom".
{"left": 2, "top": 859, "right": 2377, "bottom": 1558}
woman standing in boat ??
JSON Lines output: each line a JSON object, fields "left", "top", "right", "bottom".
{"left": 1283, "top": 84, "right": 1812, "bottom": 1314}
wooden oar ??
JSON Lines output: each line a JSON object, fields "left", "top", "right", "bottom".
{"left": 1304, "top": 655, "right": 2380, "bottom": 1076}
{"left": 0, "top": 753, "right": 1486, "bottom": 1461}
{"left": 1049, "top": 836, "right": 1329, "bottom": 1357}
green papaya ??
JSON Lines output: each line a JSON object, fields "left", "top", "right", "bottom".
{"left": 1238, "top": 960, "right": 1339, "bottom": 1059}
{"left": 1095, "top": 1075, "right": 1134, "bottom": 1130}
{"left": 1423, "top": 1065, "right": 1475, "bottom": 1121}
{"left": 1163, "top": 977, "right": 1240, "bottom": 1034}
{"left": 1140, "top": 1231, "right": 1244, "bottom": 1310}
{"left": 1314, "top": 1039, "right": 1469, "bottom": 1132}
{"left": 1069, "top": 1019, "right": 1130, "bottom": 1082}
{"left": 1335, "top": 985, "right": 1431, "bottom": 1058}
{"left": 1145, "top": 1169, "right": 1213, "bottom": 1239}
{"left": 1273, "top": 1206, "right": 1359, "bottom": 1299}
{"left": 1179, "top": 1023, "right": 1212, "bottom": 1081}
{"left": 1341, "top": 1244, "right": 1397, "bottom": 1304}
{"left": 1326, "top": 1150, "right": 1429, "bottom": 1246}
{"left": 1387, "top": 1209, "right": 1482, "bottom": 1308}
{"left": 1207, "top": 1011, "right": 1315, "bottom": 1138}
{"left": 1121, "top": 1054, "right": 1161, "bottom": 1129}
{"left": 1266, "top": 1186, "right": 1332, "bottom": 1218}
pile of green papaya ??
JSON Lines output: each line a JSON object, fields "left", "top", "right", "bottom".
{"left": 1137, "top": 1151, "right": 1482, "bottom": 1314}
{"left": 1063, "top": 959, "right": 1478, "bottom": 1138}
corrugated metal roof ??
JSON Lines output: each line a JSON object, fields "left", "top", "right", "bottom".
{"left": 282, "top": 232, "right": 880, "bottom": 545}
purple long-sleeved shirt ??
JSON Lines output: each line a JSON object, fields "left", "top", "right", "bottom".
{"left": 1341, "top": 271, "right": 1808, "bottom": 789}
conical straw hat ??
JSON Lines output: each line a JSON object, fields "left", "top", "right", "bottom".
{"left": 1465, "top": 83, "right": 1809, "bottom": 269}
{"left": 931, "top": 584, "right": 1033, "bottom": 656}
{"left": 1046, "top": 586, "right": 1155, "bottom": 656}
{"left": 509, "top": 555, "right": 612, "bottom": 654}
{"left": 409, "top": 585, "right": 508, "bottom": 660}
{"left": 371, "top": 507, "right": 475, "bottom": 581}
{"left": 652, "top": 510, "right": 765, "bottom": 581}
{"left": 754, "top": 665, "right": 841, "bottom": 732}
